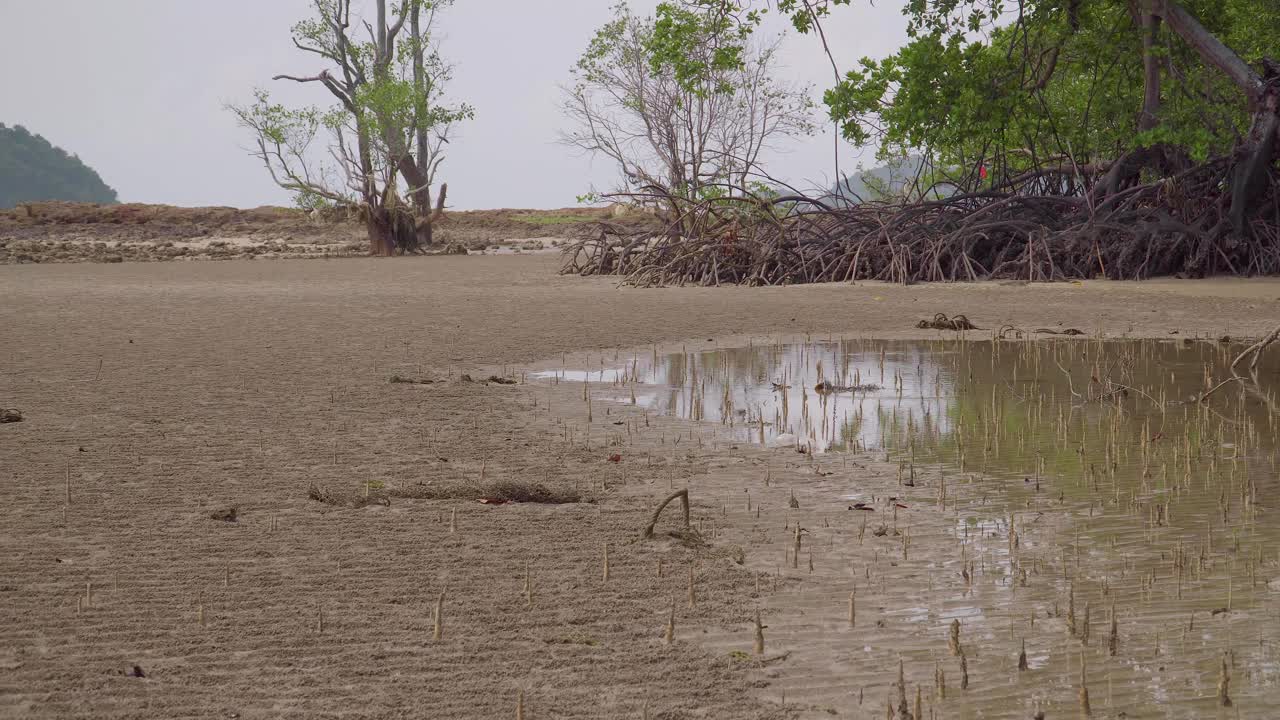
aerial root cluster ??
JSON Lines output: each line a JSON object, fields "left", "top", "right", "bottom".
{"left": 562, "top": 156, "right": 1279, "bottom": 286}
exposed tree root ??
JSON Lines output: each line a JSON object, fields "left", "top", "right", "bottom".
{"left": 642, "top": 489, "right": 690, "bottom": 539}
{"left": 562, "top": 154, "right": 1279, "bottom": 285}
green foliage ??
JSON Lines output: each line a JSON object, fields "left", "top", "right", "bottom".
{"left": 0, "top": 124, "right": 118, "bottom": 209}
{"left": 828, "top": 0, "right": 1275, "bottom": 168}
{"left": 649, "top": 0, "right": 850, "bottom": 86}
{"left": 649, "top": 2, "right": 757, "bottom": 93}
{"left": 566, "top": 3, "right": 813, "bottom": 205}
{"left": 230, "top": 0, "right": 471, "bottom": 215}
{"left": 652, "top": 0, "right": 1280, "bottom": 174}
{"left": 359, "top": 18, "right": 475, "bottom": 157}
{"left": 228, "top": 90, "right": 341, "bottom": 208}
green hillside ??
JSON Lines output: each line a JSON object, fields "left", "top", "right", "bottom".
{"left": 0, "top": 124, "right": 118, "bottom": 209}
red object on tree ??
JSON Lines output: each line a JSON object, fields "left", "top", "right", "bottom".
{"left": 979, "top": 165, "right": 988, "bottom": 180}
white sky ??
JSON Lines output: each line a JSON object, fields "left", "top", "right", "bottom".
{"left": 3, "top": 1, "right": 909, "bottom": 209}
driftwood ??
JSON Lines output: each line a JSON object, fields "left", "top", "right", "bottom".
{"left": 642, "top": 489, "right": 690, "bottom": 539}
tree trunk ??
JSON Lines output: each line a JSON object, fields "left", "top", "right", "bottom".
{"left": 1156, "top": 1, "right": 1262, "bottom": 102}
{"left": 411, "top": 4, "right": 432, "bottom": 187}
{"left": 365, "top": 211, "right": 395, "bottom": 256}
{"left": 1230, "top": 96, "right": 1278, "bottom": 234}
{"left": 413, "top": 182, "right": 447, "bottom": 249}
{"left": 1156, "top": 0, "right": 1279, "bottom": 233}
{"left": 1138, "top": 6, "right": 1162, "bottom": 132}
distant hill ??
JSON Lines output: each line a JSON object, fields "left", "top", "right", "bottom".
{"left": 0, "top": 124, "right": 118, "bottom": 209}
{"left": 828, "top": 155, "right": 957, "bottom": 204}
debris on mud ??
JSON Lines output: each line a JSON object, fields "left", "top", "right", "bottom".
{"left": 665, "top": 527, "right": 710, "bottom": 548}
{"left": 916, "top": 313, "right": 979, "bottom": 331}
{"left": 0, "top": 408, "right": 22, "bottom": 423}
{"left": 479, "top": 480, "right": 582, "bottom": 504}
{"left": 813, "top": 381, "right": 881, "bottom": 394}
{"left": 308, "top": 479, "right": 586, "bottom": 507}
{"left": 208, "top": 507, "right": 238, "bottom": 522}
{"left": 389, "top": 375, "right": 438, "bottom": 385}
{"left": 454, "top": 373, "right": 516, "bottom": 385}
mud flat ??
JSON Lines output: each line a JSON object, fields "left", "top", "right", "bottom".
{"left": 1, "top": 254, "right": 1278, "bottom": 718}
{"left": 0, "top": 203, "right": 652, "bottom": 263}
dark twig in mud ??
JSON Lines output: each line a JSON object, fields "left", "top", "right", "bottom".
{"left": 1033, "top": 327, "right": 1085, "bottom": 335}
{"left": 916, "top": 313, "right": 980, "bottom": 331}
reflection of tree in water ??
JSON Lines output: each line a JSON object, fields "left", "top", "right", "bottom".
{"left": 635, "top": 338, "right": 1276, "bottom": 478}
{"left": 642, "top": 340, "right": 950, "bottom": 452}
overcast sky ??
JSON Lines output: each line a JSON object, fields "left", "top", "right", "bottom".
{"left": 3, "top": 1, "right": 909, "bottom": 209}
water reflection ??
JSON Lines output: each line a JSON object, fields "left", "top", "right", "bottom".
{"left": 539, "top": 337, "right": 1280, "bottom": 716}
{"left": 540, "top": 340, "right": 955, "bottom": 453}
{"left": 540, "top": 338, "right": 1278, "bottom": 474}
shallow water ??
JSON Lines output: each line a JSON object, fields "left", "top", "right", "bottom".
{"left": 543, "top": 338, "right": 1277, "bottom": 464}
{"left": 541, "top": 337, "right": 1280, "bottom": 717}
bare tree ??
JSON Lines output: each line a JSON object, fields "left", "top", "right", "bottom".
{"left": 229, "top": 0, "right": 471, "bottom": 255}
{"left": 561, "top": 4, "right": 812, "bottom": 220}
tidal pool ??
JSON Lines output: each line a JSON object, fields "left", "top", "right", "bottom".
{"left": 539, "top": 337, "right": 1280, "bottom": 717}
